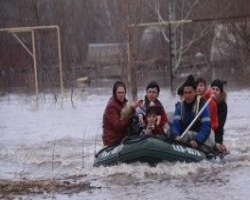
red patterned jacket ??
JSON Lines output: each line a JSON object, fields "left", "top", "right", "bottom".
{"left": 204, "top": 88, "right": 219, "bottom": 131}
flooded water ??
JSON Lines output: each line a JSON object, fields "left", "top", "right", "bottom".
{"left": 0, "top": 87, "right": 250, "bottom": 199}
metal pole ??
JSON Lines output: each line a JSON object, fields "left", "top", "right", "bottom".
{"left": 11, "top": 33, "right": 34, "bottom": 58}
{"left": 0, "top": 25, "right": 64, "bottom": 103}
{"left": 56, "top": 26, "right": 64, "bottom": 104}
{"left": 0, "top": 25, "right": 60, "bottom": 33}
{"left": 168, "top": 24, "right": 174, "bottom": 92}
{"left": 31, "top": 30, "right": 39, "bottom": 102}
{"left": 126, "top": 0, "right": 137, "bottom": 100}
{"left": 126, "top": 26, "right": 132, "bottom": 95}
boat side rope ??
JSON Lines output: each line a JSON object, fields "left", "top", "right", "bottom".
{"left": 116, "top": 136, "right": 130, "bottom": 164}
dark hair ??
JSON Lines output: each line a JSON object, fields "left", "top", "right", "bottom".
{"left": 195, "top": 77, "right": 207, "bottom": 86}
{"left": 146, "top": 81, "right": 160, "bottom": 93}
{"left": 183, "top": 74, "right": 196, "bottom": 89}
{"left": 112, "top": 81, "right": 126, "bottom": 96}
{"left": 146, "top": 105, "right": 161, "bottom": 116}
{"left": 177, "top": 85, "right": 184, "bottom": 96}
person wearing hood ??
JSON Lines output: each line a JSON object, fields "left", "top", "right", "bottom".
{"left": 211, "top": 79, "right": 228, "bottom": 153}
{"left": 171, "top": 75, "right": 211, "bottom": 149}
{"left": 102, "top": 81, "right": 133, "bottom": 146}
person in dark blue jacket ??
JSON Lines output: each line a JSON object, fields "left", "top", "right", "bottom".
{"left": 171, "top": 75, "right": 211, "bottom": 149}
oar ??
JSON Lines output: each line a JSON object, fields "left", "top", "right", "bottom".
{"left": 180, "top": 96, "right": 213, "bottom": 139}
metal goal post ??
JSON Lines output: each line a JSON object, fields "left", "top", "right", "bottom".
{"left": 0, "top": 25, "right": 64, "bottom": 102}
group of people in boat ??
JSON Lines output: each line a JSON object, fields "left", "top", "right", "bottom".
{"left": 102, "top": 74, "right": 228, "bottom": 154}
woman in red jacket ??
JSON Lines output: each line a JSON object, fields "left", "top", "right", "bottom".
{"left": 102, "top": 81, "right": 131, "bottom": 146}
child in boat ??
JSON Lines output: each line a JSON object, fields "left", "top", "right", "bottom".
{"left": 135, "top": 81, "right": 168, "bottom": 134}
{"left": 136, "top": 101, "right": 162, "bottom": 126}
{"left": 141, "top": 105, "right": 162, "bottom": 135}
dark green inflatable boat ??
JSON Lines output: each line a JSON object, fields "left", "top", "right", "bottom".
{"left": 94, "top": 135, "right": 215, "bottom": 167}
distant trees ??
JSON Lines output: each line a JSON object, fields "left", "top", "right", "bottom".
{"left": 1, "top": 0, "right": 250, "bottom": 92}
{"left": 228, "top": 18, "right": 250, "bottom": 74}
{"left": 211, "top": 18, "right": 250, "bottom": 80}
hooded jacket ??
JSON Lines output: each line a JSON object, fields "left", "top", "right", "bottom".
{"left": 214, "top": 91, "right": 227, "bottom": 143}
{"left": 102, "top": 96, "right": 129, "bottom": 146}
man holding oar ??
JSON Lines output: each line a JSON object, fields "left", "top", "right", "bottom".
{"left": 171, "top": 75, "right": 212, "bottom": 151}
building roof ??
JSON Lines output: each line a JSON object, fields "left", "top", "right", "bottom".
{"left": 87, "top": 43, "right": 126, "bottom": 65}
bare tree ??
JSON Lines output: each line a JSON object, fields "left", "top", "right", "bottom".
{"left": 2, "top": 0, "right": 250, "bottom": 92}
{"left": 212, "top": 18, "right": 250, "bottom": 74}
